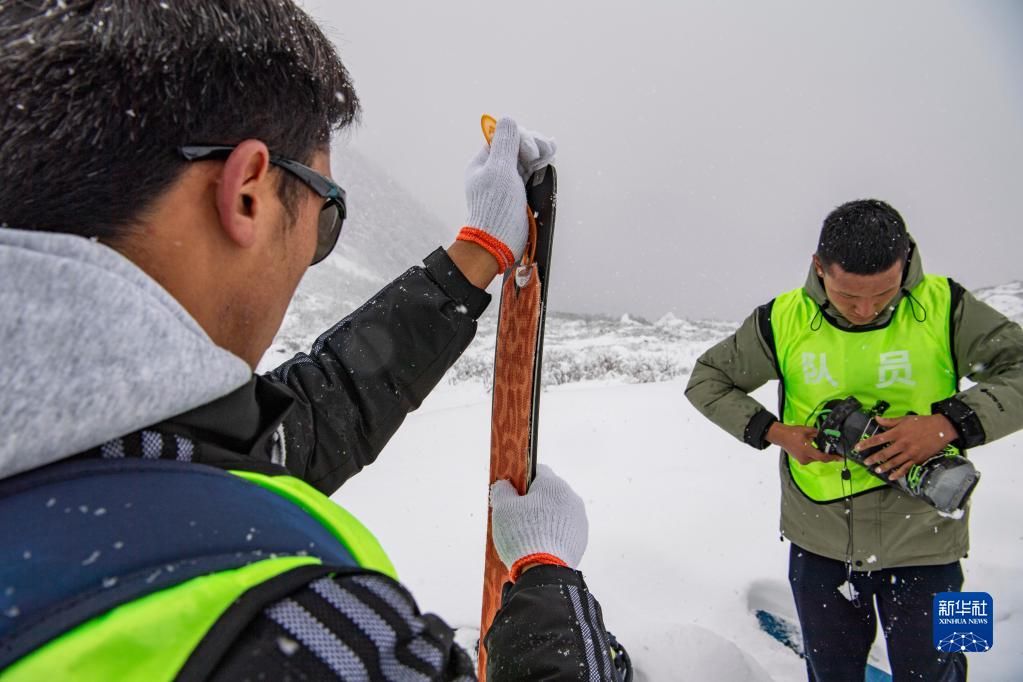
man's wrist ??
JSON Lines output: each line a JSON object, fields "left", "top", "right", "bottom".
{"left": 930, "top": 413, "right": 959, "bottom": 447}
{"left": 455, "top": 227, "right": 513, "bottom": 275}
{"left": 765, "top": 420, "right": 785, "bottom": 446}
{"left": 446, "top": 239, "right": 501, "bottom": 290}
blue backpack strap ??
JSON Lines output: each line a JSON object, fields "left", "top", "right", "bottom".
{"left": 0, "top": 458, "right": 357, "bottom": 669}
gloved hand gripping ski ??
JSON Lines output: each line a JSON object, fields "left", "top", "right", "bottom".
{"left": 490, "top": 464, "right": 588, "bottom": 580}
{"left": 814, "top": 397, "right": 980, "bottom": 513}
{"left": 459, "top": 117, "right": 557, "bottom": 273}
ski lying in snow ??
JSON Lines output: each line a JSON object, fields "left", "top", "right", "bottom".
{"left": 747, "top": 582, "right": 892, "bottom": 682}
{"left": 477, "top": 115, "right": 558, "bottom": 681}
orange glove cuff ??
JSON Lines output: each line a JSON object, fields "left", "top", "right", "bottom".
{"left": 508, "top": 552, "right": 569, "bottom": 583}
{"left": 457, "top": 227, "right": 515, "bottom": 274}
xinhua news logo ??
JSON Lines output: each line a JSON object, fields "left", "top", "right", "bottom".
{"left": 933, "top": 592, "right": 993, "bottom": 653}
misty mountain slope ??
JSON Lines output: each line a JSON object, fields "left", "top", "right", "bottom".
{"left": 261, "top": 149, "right": 1023, "bottom": 381}
{"left": 270, "top": 269, "right": 1022, "bottom": 385}
{"left": 445, "top": 278, "right": 1023, "bottom": 388}
{"left": 261, "top": 147, "right": 453, "bottom": 368}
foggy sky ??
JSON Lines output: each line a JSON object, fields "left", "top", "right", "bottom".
{"left": 302, "top": 0, "right": 1023, "bottom": 321}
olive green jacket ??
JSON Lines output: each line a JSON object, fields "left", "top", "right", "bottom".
{"left": 685, "top": 239, "right": 1023, "bottom": 569}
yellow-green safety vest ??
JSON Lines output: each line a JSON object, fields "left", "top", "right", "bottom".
{"left": 770, "top": 275, "right": 957, "bottom": 502}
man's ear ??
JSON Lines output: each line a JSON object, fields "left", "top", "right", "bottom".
{"left": 215, "top": 140, "right": 273, "bottom": 249}
{"left": 812, "top": 254, "right": 825, "bottom": 279}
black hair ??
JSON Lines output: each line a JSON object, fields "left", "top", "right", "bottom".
{"left": 0, "top": 0, "right": 359, "bottom": 240}
{"left": 816, "top": 199, "right": 910, "bottom": 274}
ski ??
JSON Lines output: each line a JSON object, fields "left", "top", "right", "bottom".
{"left": 477, "top": 117, "right": 558, "bottom": 681}
{"left": 747, "top": 583, "right": 892, "bottom": 682}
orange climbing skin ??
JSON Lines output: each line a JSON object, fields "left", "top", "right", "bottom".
{"left": 523, "top": 204, "right": 538, "bottom": 267}
{"left": 476, "top": 113, "right": 549, "bottom": 682}
{"left": 479, "top": 267, "right": 540, "bottom": 681}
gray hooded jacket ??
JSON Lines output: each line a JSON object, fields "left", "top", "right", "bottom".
{"left": 0, "top": 228, "right": 252, "bottom": 479}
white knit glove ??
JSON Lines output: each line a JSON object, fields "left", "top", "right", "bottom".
{"left": 515, "top": 124, "right": 558, "bottom": 183}
{"left": 490, "top": 464, "right": 588, "bottom": 579}
{"left": 460, "top": 117, "right": 557, "bottom": 272}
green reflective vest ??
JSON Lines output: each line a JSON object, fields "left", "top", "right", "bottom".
{"left": 2, "top": 471, "right": 394, "bottom": 681}
{"left": 771, "top": 275, "right": 958, "bottom": 503}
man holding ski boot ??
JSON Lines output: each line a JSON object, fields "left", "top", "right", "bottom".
{"left": 686, "top": 199, "right": 1023, "bottom": 681}
{"left": 0, "top": 2, "right": 624, "bottom": 679}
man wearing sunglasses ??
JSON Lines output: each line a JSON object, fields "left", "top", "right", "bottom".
{"left": 178, "top": 145, "right": 349, "bottom": 267}
{"left": 0, "top": 2, "right": 623, "bottom": 681}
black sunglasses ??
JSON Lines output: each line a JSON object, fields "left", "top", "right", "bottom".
{"left": 178, "top": 145, "right": 346, "bottom": 265}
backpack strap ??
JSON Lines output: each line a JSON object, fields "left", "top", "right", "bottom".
{"left": 0, "top": 458, "right": 357, "bottom": 669}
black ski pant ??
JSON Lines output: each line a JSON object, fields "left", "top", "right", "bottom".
{"left": 788, "top": 544, "right": 967, "bottom": 682}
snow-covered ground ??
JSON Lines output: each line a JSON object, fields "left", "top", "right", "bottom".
{"left": 260, "top": 179, "right": 1021, "bottom": 679}
{"left": 332, "top": 379, "right": 1022, "bottom": 680}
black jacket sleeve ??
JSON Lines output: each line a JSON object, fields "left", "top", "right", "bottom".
{"left": 485, "top": 566, "right": 622, "bottom": 681}
{"left": 266, "top": 248, "right": 491, "bottom": 494}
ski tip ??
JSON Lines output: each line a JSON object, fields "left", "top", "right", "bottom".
{"left": 481, "top": 114, "right": 497, "bottom": 145}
